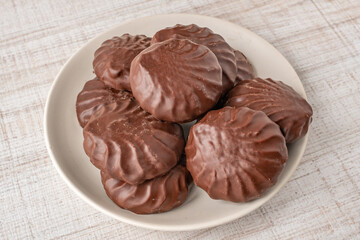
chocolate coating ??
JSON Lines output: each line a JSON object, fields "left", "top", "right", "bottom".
{"left": 151, "top": 24, "right": 237, "bottom": 94}
{"left": 83, "top": 98, "right": 185, "bottom": 185}
{"left": 186, "top": 107, "right": 288, "bottom": 202}
{"left": 101, "top": 165, "right": 192, "bottom": 214}
{"left": 93, "top": 34, "right": 151, "bottom": 91}
{"left": 76, "top": 78, "right": 131, "bottom": 127}
{"left": 226, "top": 78, "right": 313, "bottom": 143}
{"left": 130, "top": 38, "right": 223, "bottom": 123}
{"left": 234, "top": 50, "right": 255, "bottom": 84}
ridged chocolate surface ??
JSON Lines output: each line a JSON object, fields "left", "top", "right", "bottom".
{"left": 151, "top": 24, "right": 237, "bottom": 94}
{"left": 234, "top": 50, "right": 255, "bottom": 84}
{"left": 83, "top": 99, "right": 185, "bottom": 185}
{"left": 226, "top": 78, "right": 313, "bottom": 143}
{"left": 75, "top": 79, "right": 131, "bottom": 127}
{"left": 93, "top": 34, "right": 151, "bottom": 91}
{"left": 130, "top": 38, "right": 222, "bottom": 123}
{"left": 101, "top": 165, "right": 192, "bottom": 214}
{"left": 186, "top": 107, "right": 288, "bottom": 202}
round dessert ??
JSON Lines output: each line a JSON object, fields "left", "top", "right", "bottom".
{"left": 225, "top": 78, "right": 313, "bottom": 143}
{"left": 234, "top": 50, "right": 255, "bottom": 84}
{"left": 101, "top": 165, "right": 192, "bottom": 214}
{"left": 151, "top": 24, "right": 237, "bottom": 94}
{"left": 186, "top": 106, "right": 288, "bottom": 202}
{"left": 93, "top": 34, "right": 151, "bottom": 91}
{"left": 76, "top": 78, "right": 131, "bottom": 127}
{"left": 130, "top": 38, "right": 223, "bottom": 123}
{"left": 83, "top": 98, "right": 185, "bottom": 185}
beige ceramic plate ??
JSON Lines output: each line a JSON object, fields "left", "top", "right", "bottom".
{"left": 44, "top": 14, "right": 309, "bottom": 231}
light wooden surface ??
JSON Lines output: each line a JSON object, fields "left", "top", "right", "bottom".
{"left": 1, "top": 0, "right": 360, "bottom": 239}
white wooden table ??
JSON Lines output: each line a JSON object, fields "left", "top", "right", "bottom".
{"left": 1, "top": 0, "right": 359, "bottom": 239}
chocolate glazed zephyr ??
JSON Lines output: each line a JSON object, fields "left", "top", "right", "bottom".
{"left": 75, "top": 78, "right": 131, "bottom": 127}
{"left": 101, "top": 165, "right": 192, "bottom": 214}
{"left": 93, "top": 34, "right": 151, "bottom": 91}
{"left": 226, "top": 78, "right": 313, "bottom": 143}
{"left": 233, "top": 50, "right": 255, "bottom": 84}
{"left": 151, "top": 24, "right": 237, "bottom": 95}
{"left": 186, "top": 107, "right": 288, "bottom": 202}
{"left": 130, "top": 38, "right": 223, "bottom": 123}
{"left": 83, "top": 97, "right": 185, "bottom": 185}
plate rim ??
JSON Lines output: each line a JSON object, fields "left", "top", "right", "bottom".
{"left": 44, "top": 13, "right": 309, "bottom": 231}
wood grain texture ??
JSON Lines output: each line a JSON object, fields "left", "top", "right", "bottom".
{"left": 1, "top": 0, "right": 360, "bottom": 239}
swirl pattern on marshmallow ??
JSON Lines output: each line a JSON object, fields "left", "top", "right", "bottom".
{"left": 101, "top": 165, "right": 192, "bottom": 214}
{"left": 93, "top": 34, "right": 151, "bottom": 91}
{"left": 186, "top": 106, "right": 288, "bottom": 202}
{"left": 234, "top": 50, "right": 255, "bottom": 84}
{"left": 226, "top": 78, "right": 313, "bottom": 142}
{"left": 130, "top": 38, "right": 223, "bottom": 123}
{"left": 76, "top": 79, "right": 131, "bottom": 127}
{"left": 151, "top": 24, "right": 237, "bottom": 94}
{"left": 83, "top": 98, "right": 185, "bottom": 185}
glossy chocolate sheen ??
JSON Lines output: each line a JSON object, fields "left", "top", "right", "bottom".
{"left": 186, "top": 107, "right": 288, "bottom": 202}
{"left": 101, "top": 165, "right": 192, "bottom": 214}
{"left": 202, "top": 49, "right": 255, "bottom": 112}
{"left": 93, "top": 34, "right": 151, "bottom": 91}
{"left": 196, "top": 50, "right": 255, "bottom": 118}
{"left": 130, "top": 38, "right": 223, "bottom": 123}
{"left": 76, "top": 78, "right": 131, "bottom": 127}
{"left": 151, "top": 24, "right": 237, "bottom": 94}
{"left": 234, "top": 50, "right": 255, "bottom": 84}
{"left": 226, "top": 78, "right": 313, "bottom": 143}
{"left": 83, "top": 99, "right": 185, "bottom": 185}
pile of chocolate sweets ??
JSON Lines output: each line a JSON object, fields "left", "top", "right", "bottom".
{"left": 76, "top": 24, "right": 312, "bottom": 214}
